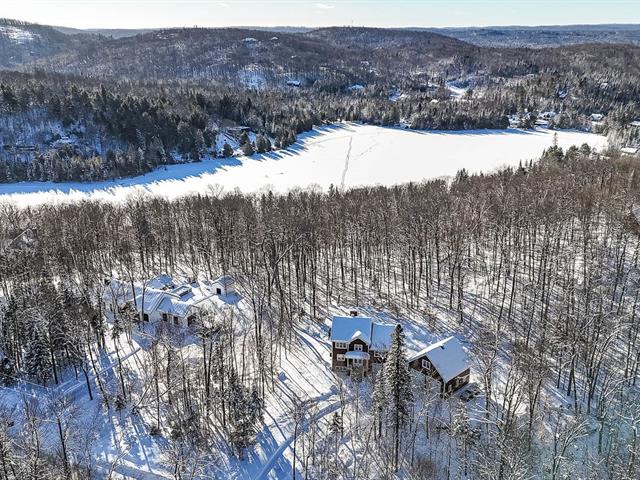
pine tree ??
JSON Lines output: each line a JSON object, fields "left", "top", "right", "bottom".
{"left": 23, "top": 328, "right": 52, "bottom": 384}
{"left": 383, "top": 325, "right": 413, "bottom": 471}
{"left": 225, "top": 367, "right": 262, "bottom": 458}
{"left": 222, "top": 142, "right": 234, "bottom": 157}
{"left": 241, "top": 141, "right": 255, "bottom": 156}
{"left": 372, "top": 369, "right": 387, "bottom": 440}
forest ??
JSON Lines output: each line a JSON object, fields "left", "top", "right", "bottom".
{"left": 0, "top": 144, "right": 639, "bottom": 478}
{"left": 1, "top": 23, "right": 640, "bottom": 183}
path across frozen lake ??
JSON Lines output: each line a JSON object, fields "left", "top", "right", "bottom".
{"left": 0, "top": 123, "right": 608, "bottom": 205}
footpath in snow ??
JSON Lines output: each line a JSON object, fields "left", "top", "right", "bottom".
{"left": 0, "top": 123, "right": 607, "bottom": 206}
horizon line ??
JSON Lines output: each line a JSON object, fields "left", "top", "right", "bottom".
{"left": 3, "top": 16, "right": 640, "bottom": 32}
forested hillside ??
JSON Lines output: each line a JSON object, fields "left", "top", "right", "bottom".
{"left": 0, "top": 21, "right": 639, "bottom": 183}
{"left": 0, "top": 148, "right": 639, "bottom": 477}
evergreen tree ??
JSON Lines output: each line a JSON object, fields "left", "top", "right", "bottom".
{"left": 372, "top": 369, "right": 387, "bottom": 440}
{"left": 241, "top": 141, "right": 255, "bottom": 156}
{"left": 383, "top": 325, "right": 413, "bottom": 471}
{"left": 225, "top": 367, "right": 262, "bottom": 458}
{"left": 222, "top": 142, "right": 234, "bottom": 157}
{"left": 23, "top": 327, "right": 52, "bottom": 384}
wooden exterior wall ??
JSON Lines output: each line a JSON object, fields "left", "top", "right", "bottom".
{"left": 409, "top": 354, "right": 470, "bottom": 395}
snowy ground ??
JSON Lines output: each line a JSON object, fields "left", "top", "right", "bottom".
{"left": 0, "top": 123, "right": 607, "bottom": 206}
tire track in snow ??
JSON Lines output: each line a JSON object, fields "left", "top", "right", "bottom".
{"left": 339, "top": 136, "right": 353, "bottom": 190}
{"left": 252, "top": 398, "right": 344, "bottom": 480}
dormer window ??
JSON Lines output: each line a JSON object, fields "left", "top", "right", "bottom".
{"left": 422, "top": 359, "right": 432, "bottom": 370}
{"left": 354, "top": 344, "right": 363, "bottom": 351}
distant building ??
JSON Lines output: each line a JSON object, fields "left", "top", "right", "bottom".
{"left": 286, "top": 80, "right": 301, "bottom": 87}
{"left": 408, "top": 336, "right": 471, "bottom": 394}
{"left": 590, "top": 113, "right": 604, "bottom": 122}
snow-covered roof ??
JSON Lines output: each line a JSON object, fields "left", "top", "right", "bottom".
{"left": 632, "top": 205, "right": 640, "bottom": 224}
{"left": 157, "top": 296, "right": 193, "bottom": 317}
{"left": 330, "top": 316, "right": 373, "bottom": 344}
{"left": 345, "top": 351, "right": 370, "bottom": 360}
{"left": 104, "top": 275, "right": 221, "bottom": 317}
{"left": 135, "top": 289, "right": 170, "bottom": 313}
{"left": 408, "top": 336, "right": 469, "bottom": 383}
{"left": 621, "top": 147, "right": 638, "bottom": 155}
{"left": 371, "top": 323, "right": 396, "bottom": 351}
{"left": 148, "top": 274, "right": 175, "bottom": 290}
{"left": 212, "top": 275, "right": 235, "bottom": 287}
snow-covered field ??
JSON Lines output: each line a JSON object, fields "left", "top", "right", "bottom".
{"left": 0, "top": 123, "right": 607, "bottom": 206}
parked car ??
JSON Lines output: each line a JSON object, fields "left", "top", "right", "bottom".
{"left": 459, "top": 383, "right": 481, "bottom": 401}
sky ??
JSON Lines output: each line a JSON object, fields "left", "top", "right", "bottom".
{"left": 1, "top": 0, "right": 639, "bottom": 30}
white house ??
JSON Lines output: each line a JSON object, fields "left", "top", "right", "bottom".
{"left": 102, "top": 274, "right": 233, "bottom": 328}
{"left": 211, "top": 275, "right": 236, "bottom": 296}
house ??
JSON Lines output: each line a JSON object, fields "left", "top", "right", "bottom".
{"left": 102, "top": 275, "right": 230, "bottom": 328}
{"left": 408, "top": 336, "right": 470, "bottom": 395}
{"left": 212, "top": 275, "right": 235, "bottom": 296}
{"left": 286, "top": 80, "right": 301, "bottom": 87}
{"left": 330, "top": 312, "right": 398, "bottom": 375}
{"left": 590, "top": 113, "right": 604, "bottom": 122}
{"left": 540, "top": 111, "right": 557, "bottom": 120}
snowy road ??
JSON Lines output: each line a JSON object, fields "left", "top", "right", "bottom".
{"left": 0, "top": 123, "right": 608, "bottom": 206}
{"left": 253, "top": 397, "right": 344, "bottom": 480}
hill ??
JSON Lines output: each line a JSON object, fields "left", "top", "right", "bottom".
{"left": 0, "top": 18, "right": 99, "bottom": 67}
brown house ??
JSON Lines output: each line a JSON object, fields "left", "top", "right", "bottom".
{"left": 330, "top": 313, "right": 397, "bottom": 376}
{"left": 408, "top": 336, "right": 470, "bottom": 395}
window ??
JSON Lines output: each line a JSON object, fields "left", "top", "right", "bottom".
{"left": 173, "top": 316, "right": 179, "bottom": 326}
{"left": 143, "top": 313, "right": 149, "bottom": 322}
{"left": 422, "top": 359, "right": 432, "bottom": 370}
{"left": 334, "top": 342, "right": 348, "bottom": 349}
{"left": 352, "top": 359, "right": 363, "bottom": 366}
{"left": 337, "top": 354, "right": 345, "bottom": 362}
{"left": 162, "top": 313, "right": 168, "bottom": 322}
{"left": 216, "top": 288, "right": 222, "bottom": 295}
{"left": 354, "top": 344, "right": 363, "bottom": 351}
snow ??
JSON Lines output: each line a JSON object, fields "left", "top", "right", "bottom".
{"left": 0, "top": 123, "right": 608, "bottom": 206}
{"left": 344, "top": 350, "right": 370, "bottom": 360}
{"left": 0, "top": 26, "right": 38, "bottom": 44}
{"left": 238, "top": 67, "right": 267, "bottom": 89}
{"left": 408, "top": 336, "right": 469, "bottom": 383}
{"left": 371, "top": 323, "right": 396, "bottom": 351}
{"left": 330, "top": 315, "right": 373, "bottom": 344}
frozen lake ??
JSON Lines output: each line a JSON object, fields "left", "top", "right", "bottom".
{"left": 0, "top": 123, "right": 608, "bottom": 205}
